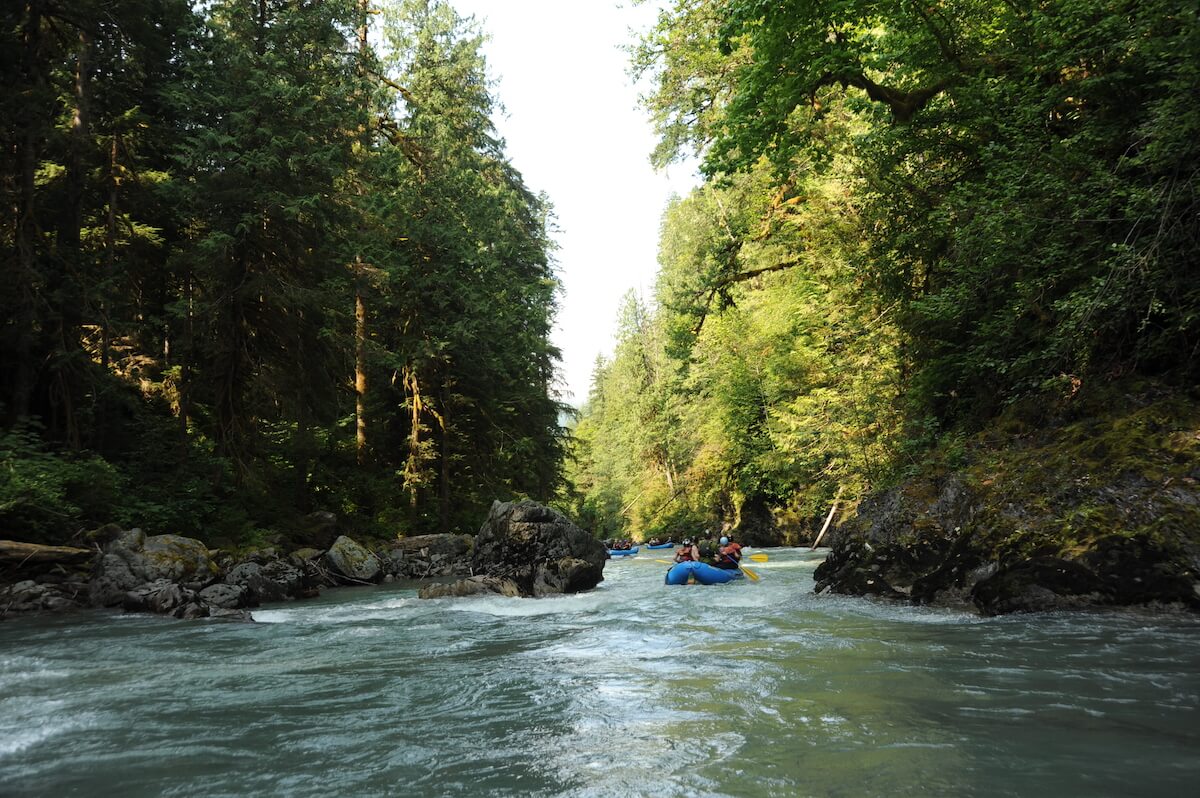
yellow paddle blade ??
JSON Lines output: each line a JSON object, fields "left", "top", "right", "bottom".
{"left": 747, "top": 553, "right": 768, "bottom": 562}
{"left": 654, "top": 559, "right": 674, "bottom": 564}
{"left": 739, "top": 564, "right": 760, "bottom": 581}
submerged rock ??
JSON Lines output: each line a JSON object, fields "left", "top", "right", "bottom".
{"left": 418, "top": 576, "right": 521, "bottom": 599}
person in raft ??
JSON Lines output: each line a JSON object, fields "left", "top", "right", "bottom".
{"left": 714, "top": 535, "right": 743, "bottom": 570}
{"left": 674, "top": 538, "right": 700, "bottom": 563}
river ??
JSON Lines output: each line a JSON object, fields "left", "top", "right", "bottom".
{"left": 2, "top": 547, "right": 1198, "bottom": 796}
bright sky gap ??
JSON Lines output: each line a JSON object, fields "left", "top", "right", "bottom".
{"left": 451, "top": 0, "right": 700, "bottom": 405}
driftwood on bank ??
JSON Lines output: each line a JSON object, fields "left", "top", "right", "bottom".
{"left": 0, "top": 540, "right": 93, "bottom": 564}
{"left": 810, "top": 487, "right": 844, "bottom": 550}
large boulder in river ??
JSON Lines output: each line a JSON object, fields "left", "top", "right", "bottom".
{"left": 89, "top": 530, "right": 218, "bottom": 607}
{"left": 383, "top": 533, "right": 474, "bottom": 579}
{"left": 323, "top": 535, "right": 382, "bottom": 585}
{"left": 466, "top": 500, "right": 606, "bottom": 597}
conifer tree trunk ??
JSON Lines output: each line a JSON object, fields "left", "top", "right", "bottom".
{"left": 404, "top": 365, "right": 423, "bottom": 509}
{"left": 179, "top": 269, "right": 193, "bottom": 445}
{"left": 12, "top": 1, "right": 44, "bottom": 422}
{"left": 355, "top": 261, "right": 368, "bottom": 464}
{"left": 439, "top": 380, "right": 450, "bottom": 533}
{"left": 353, "top": 0, "right": 370, "bottom": 466}
{"left": 53, "top": 28, "right": 90, "bottom": 448}
{"left": 102, "top": 134, "right": 117, "bottom": 372}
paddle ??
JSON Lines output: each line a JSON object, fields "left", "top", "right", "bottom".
{"left": 712, "top": 548, "right": 761, "bottom": 581}
{"left": 747, "top": 553, "right": 768, "bottom": 562}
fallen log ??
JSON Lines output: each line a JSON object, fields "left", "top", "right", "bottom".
{"left": 0, "top": 540, "right": 93, "bottom": 565}
{"left": 810, "top": 487, "right": 844, "bottom": 550}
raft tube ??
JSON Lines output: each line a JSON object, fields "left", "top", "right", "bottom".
{"left": 645, "top": 542, "right": 675, "bottom": 550}
{"left": 607, "top": 546, "right": 640, "bottom": 557}
{"left": 664, "top": 561, "right": 743, "bottom": 585}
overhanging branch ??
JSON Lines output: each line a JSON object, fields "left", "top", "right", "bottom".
{"left": 817, "top": 71, "right": 954, "bottom": 122}
{"left": 690, "top": 257, "right": 801, "bottom": 336}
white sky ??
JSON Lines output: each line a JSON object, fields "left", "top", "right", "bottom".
{"left": 450, "top": 0, "right": 700, "bottom": 406}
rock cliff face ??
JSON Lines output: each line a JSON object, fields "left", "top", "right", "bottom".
{"left": 815, "top": 390, "right": 1200, "bottom": 615}
{"left": 419, "top": 500, "right": 606, "bottom": 599}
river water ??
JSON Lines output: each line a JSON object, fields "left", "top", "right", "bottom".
{"left": 2, "top": 548, "right": 1198, "bottom": 797}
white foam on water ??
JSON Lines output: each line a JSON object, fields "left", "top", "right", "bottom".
{"left": 0, "top": 698, "right": 95, "bottom": 760}
{"left": 0, "top": 656, "right": 71, "bottom": 689}
{"left": 1045, "top": 703, "right": 1107, "bottom": 718}
{"left": 0, "top": 723, "right": 64, "bottom": 758}
{"left": 958, "top": 706, "right": 1036, "bottom": 716}
{"left": 253, "top": 596, "right": 418, "bottom": 625}
{"left": 444, "top": 590, "right": 608, "bottom": 618}
{"left": 811, "top": 593, "right": 981, "bottom": 625}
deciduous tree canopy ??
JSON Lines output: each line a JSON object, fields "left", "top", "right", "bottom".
{"left": 569, "top": 0, "right": 1197, "bottom": 542}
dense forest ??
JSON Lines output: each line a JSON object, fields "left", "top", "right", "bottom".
{"left": 3, "top": 0, "right": 1197, "bottom": 556}
{"left": 1, "top": 0, "right": 566, "bottom": 547}
{"left": 568, "top": 0, "right": 1198, "bottom": 543}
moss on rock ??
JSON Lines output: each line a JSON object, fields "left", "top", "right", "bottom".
{"left": 817, "top": 382, "right": 1200, "bottom": 614}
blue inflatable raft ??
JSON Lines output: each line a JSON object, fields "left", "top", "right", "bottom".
{"left": 645, "top": 542, "right": 675, "bottom": 550}
{"left": 664, "top": 561, "right": 743, "bottom": 585}
{"left": 607, "top": 546, "right": 640, "bottom": 557}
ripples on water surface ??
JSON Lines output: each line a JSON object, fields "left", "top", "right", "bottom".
{"left": 2, "top": 548, "right": 1198, "bottom": 797}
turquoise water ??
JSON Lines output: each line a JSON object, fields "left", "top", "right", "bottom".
{"left": 2, "top": 548, "right": 1198, "bottom": 796}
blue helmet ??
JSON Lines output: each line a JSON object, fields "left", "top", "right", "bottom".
{"left": 719, "top": 536, "right": 729, "bottom": 545}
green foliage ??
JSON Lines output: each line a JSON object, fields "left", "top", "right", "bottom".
{"left": 0, "top": 0, "right": 566, "bottom": 547}
{"left": 570, "top": 151, "right": 901, "bottom": 540}
{"left": 573, "top": 0, "right": 1196, "bottom": 542}
{"left": 0, "top": 424, "right": 121, "bottom": 544}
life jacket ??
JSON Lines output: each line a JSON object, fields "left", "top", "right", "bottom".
{"left": 716, "top": 541, "right": 742, "bottom": 567}
{"left": 675, "top": 546, "right": 695, "bottom": 562}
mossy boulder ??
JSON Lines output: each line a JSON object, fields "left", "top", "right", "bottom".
{"left": 89, "top": 530, "right": 218, "bottom": 607}
{"left": 322, "top": 535, "right": 382, "bottom": 585}
{"left": 816, "top": 384, "right": 1200, "bottom": 615}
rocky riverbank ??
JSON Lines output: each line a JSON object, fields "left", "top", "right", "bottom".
{"left": 814, "top": 385, "right": 1200, "bottom": 615}
{"left": 1, "top": 499, "right": 598, "bottom": 622}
